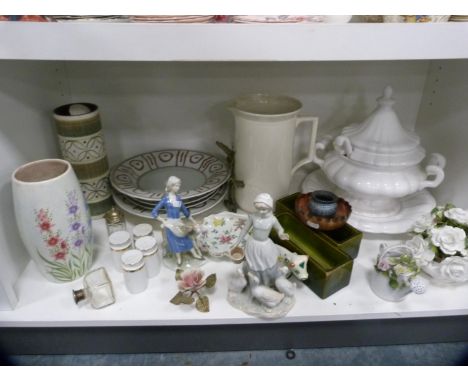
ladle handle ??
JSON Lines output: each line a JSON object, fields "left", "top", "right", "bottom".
{"left": 291, "top": 116, "right": 320, "bottom": 175}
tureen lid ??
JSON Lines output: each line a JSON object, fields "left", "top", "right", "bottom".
{"left": 339, "top": 86, "right": 425, "bottom": 166}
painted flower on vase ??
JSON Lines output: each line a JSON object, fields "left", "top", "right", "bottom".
{"left": 47, "top": 236, "right": 59, "bottom": 246}
{"left": 34, "top": 190, "right": 92, "bottom": 282}
{"left": 71, "top": 222, "right": 81, "bottom": 231}
{"left": 54, "top": 252, "right": 66, "bottom": 261}
{"left": 68, "top": 205, "right": 78, "bottom": 214}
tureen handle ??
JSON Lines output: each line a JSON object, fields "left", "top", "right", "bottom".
{"left": 419, "top": 153, "right": 446, "bottom": 190}
{"left": 291, "top": 116, "right": 320, "bottom": 174}
{"left": 334, "top": 135, "right": 353, "bottom": 157}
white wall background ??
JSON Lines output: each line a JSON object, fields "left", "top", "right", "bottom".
{"left": 416, "top": 60, "right": 468, "bottom": 208}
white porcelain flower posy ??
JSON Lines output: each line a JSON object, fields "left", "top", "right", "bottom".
{"left": 430, "top": 226, "right": 467, "bottom": 256}
{"left": 413, "top": 214, "right": 435, "bottom": 233}
{"left": 422, "top": 256, "right": 468, "bottom": 284}
{"left": 444, "top": 208, "right": 468, "bottom": 225}
{"left": 405, "top": 236, "right": 435, "bottom": 267}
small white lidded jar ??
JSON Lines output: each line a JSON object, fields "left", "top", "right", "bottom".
{"left": 109, "top": 230, "right": 132, "bottom": 272}
{"left": 121, "top": 249, "right": 148, "bottom": 294}
{"left": 132, "top": 223, "right": 154, "bottom": 241}
{"left": 135, "top": 236, "right": 161, "bottom": 278}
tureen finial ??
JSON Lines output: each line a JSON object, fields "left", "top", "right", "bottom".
{"left": 378, "top": 85, "right": 395, "bottom": 107}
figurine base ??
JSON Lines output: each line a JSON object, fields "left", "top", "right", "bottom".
{"left": 227, "top": 289, "right": 295, "bottom": 319}
{"left": 162, "top": 252, "right": 207, "bottom": 271}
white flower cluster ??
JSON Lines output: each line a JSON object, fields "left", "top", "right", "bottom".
{"left": 411, "top": 207, "right": 468, "bottom": 258}
{"left": 444, "top": 208, "right": 468, "bottom": 225}
{"left": 405, "top": 236, "right": 435, "bottom": 266}
{"left": 430, "top": 226, "right": 467, "bottom": 256}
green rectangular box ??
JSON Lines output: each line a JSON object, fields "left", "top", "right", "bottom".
{"left": 275, "top": 193, "right": 363, "bottom": 259}
{"left": 271, "top": 211, "right": 354, "bottom": 299}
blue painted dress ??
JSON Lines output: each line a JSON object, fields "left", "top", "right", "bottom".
{"left": 151, "top": 195, "right": 193, "bottom": 253}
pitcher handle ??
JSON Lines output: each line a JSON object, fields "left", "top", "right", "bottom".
{"left": 291, "top": 116, "right": 320, "bottom": 175}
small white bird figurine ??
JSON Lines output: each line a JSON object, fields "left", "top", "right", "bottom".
{"left": 247, "top": 272, "right": 284, "bottom": 308}
{"left": 228, "top": 268, "right": 248, "bottom": 293}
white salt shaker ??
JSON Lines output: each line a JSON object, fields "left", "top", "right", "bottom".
{"left": 109, "top": 231, "right": 132, "bottom": 272}
{"left": 135, "top": 236, "right": 161, "bottom": 278}
{"left": 121, "top": 249, "right": 148, "bottom": 294}
{"left": 132, "top": 223, "right": 154, "bottom": 241}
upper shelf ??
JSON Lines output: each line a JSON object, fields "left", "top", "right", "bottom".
{"left": 1, "top": 22, "right": 468, "bottom": 61}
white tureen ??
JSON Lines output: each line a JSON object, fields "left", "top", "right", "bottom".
{"left": 306, "top": 86, "right": 446, "bottom": 233}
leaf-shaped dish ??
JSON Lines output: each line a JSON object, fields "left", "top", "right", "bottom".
{"left": 196, "top": 212, "right": 248, "bottom": 262}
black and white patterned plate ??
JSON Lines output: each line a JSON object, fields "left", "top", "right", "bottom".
{"left": 112, "top": 184, "right": 228, "bottom": 218}
{"left": 110, "top": 149, "right": 230, "bottom": 202}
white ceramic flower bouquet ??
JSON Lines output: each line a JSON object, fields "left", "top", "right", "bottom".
{"left": 371, "top": 244, "right": 426, "bottom": 301}
{"left": 409, "top": 204, "right": 468, "bottom": 284}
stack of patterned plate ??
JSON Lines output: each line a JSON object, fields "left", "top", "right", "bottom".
{"left": 48, "top": 16, "right": 129, "bottom": 22}
{"left": 129, "top": 16, "right": 216, "bottom": 23}
{"left": 450, "top": 15, "right": 468, "bottom": 22}
{"left": 110, "top": 149, "right": 230, "bottom": 218}
{"left": 230, "top": 15, "right": 352, "bottom": 23}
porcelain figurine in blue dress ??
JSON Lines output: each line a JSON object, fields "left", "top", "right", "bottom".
{"left": 151, "top": 176, "right": 203, "bottom": 266}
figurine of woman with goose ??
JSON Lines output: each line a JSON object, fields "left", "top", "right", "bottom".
{"left": 228, "top": 193, "right": 298, "bottom": 318}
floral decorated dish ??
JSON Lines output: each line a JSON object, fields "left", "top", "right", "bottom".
{"left": 196, "top": 212, "right": 247, "bottom": 262}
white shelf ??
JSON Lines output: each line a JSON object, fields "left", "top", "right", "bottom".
{"left": 1, "top": 22, "right": 468, "bottom": 61}
{"left": 1, "top": 217, "right": 467, "bottom": 328}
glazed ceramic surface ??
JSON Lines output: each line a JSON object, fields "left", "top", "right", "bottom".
{"left": 276, "top": 193, "right": 362, "bottom": 259}
{"left": 302, "top": 169, "right": 437, "bottom": 234}
{"left": 230, "top": 94, "right": 319, "bottom": 212}
{"left": 422, "top": 257, "right": 468, "bottom": 284}
{"left": 12, "top": 159, "right": 93, "bottom": 283}
{"left": 112, "top": 184, "right": 228, "bottom": 219}
{"left": 295, "top": 192, "right": 351, "bottom": 231}
{"left": 54, "top": 103, "right": 113, "bottom": 218}
{"left": 271, "top": 212, "right": 354, "bottom": 299}
{"left": 307, "top": 86, "right": 445, "bottom": 233}
{"left": 110, "top": 149, "right": 230, "bottom": 201}
{"left": 196, "top": 212, "right": 248, "bottom": 261}
{"left": 370, "top": 244, "right": 427, "bottom": 301}
{"left": 369, "top": 271, "right": 412, "bottom": 302}
{"left": 120, "top": 187, "right": 219, "bottom": 209}
{"left": 231, "top": 15, "right": 352, "bottom": 23}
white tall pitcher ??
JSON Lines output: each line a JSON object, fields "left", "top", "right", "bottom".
{"left": 229, "top": 94, "right": 319, "bottom": 212}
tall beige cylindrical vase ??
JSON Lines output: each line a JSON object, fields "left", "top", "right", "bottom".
{"left": 53, "top": 103, "right": 113, "bottom": 218}
{"left": 12, "top": 159, "right": 94, "bottom": 283}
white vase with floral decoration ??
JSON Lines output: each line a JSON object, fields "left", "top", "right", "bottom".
{"left": 12, "top": 159, "right": 93, "bottom": 283}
